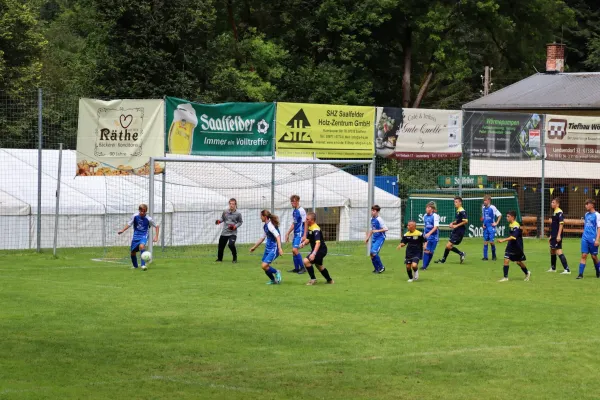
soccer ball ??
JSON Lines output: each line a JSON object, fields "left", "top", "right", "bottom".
{"left": 141, "top": 251, "right": 152, "bottom": 262}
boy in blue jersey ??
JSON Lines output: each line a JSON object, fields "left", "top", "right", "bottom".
{"left": 576, "top": 199, "right": 600, "bottom": 279}
{"left": 118, "top": 204, "right": 159, "bottom": 270}
{"left": 285, "top": 194, "right": 307, "bottom": 274}
{"left": 250, "top": 210, "right": 284, "bottom": 284}
{"left": 422, "top": 201, "right": 440, "bottom": 270}
{"left": 301, "top": 212, "right": 334, "bottom": 285}
{"left": 481, "top": 195, "right": 502, "bottom": 261}
{"left": 547, "top": 197, "right": 570, "bottom": 274}
{"left": 397, "top": 220, "right": 426, "bottom": 282}
{"left": 435, "top": 197, "right": 467, "bottom": 264}
{"left": 365, "top": 205, "right": 389, "bottom": 273}
{"left": 497, "top": 210, "right": 531, "bottom": 282}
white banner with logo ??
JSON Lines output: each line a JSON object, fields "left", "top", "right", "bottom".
{"left": 375, "top": 107, "right": 462, "bottom": 159}
{"left": 546, "top": 114, "right": 600, "bottom": 162}
{"left": 76, "top": 98, "right": 165, "bottom": 176}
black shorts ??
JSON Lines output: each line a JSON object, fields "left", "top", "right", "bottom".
{"left": 504, "top": 252, "right": 526, "bottom": 262}
{"left": 449, "top": 232, "right": 464, "bottom": 245}
{"left": 549, "top": 237, "right": 562, "bottom": 250}
{"left": 310, "top": 248, "right": 328, "bottom": 266}
{"left": 404, "top": 256, "right": 421, "bottom": 265}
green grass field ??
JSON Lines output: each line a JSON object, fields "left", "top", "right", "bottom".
{"left": 2, "top": 238, "right": 600, "bottom": 399}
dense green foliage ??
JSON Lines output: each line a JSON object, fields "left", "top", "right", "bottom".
{"left": 2, "top": 239, "right": 600, "bottom": 399}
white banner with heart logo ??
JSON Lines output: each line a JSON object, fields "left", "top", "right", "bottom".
{"left": 76, "top": 98, "right": 165, "bottom": 176}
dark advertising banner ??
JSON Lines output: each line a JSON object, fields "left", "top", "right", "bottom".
{"left": 464, "top": 111, "right": 543, "bottom": 159}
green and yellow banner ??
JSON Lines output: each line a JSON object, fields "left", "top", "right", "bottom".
{"left": 276, "top": 102, "right": 375, "bottom": 158}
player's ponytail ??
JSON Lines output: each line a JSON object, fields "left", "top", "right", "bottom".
{"left": 260, "top": 209, "right": 280, "bottom": 228}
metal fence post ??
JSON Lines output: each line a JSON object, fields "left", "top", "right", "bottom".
{"left": 37, "top": 88, "right": 43, "bottom": 252}
{"left": 458, "top": 155, "right": 463, "bottom": 197}
{"left": 312, "top": 152, "right": 317, "bottom": 212}
{"left": 540, "top": 131, "right": 546, "bottom": 238}
{"left": 148, "top": 157, "right": 155, "bottom": 256}
{"left": 53, "top": 143, "right": 63, "bottom": 256}
{"left": 366, "top": 155, "right": 375, "bottom": 256}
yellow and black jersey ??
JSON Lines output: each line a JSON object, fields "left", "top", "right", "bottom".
{"left": 453, "top": 207, "right": 468, "bottom": 235}
{"left": 506, "top": 221, "right": 524, "bottom": 254}
{"left": 401, "top": 229, "right": 426, "bottom": 260}
{"left": 550, "top": 208, "right": 564, "bottom": 238}
{"left": 307, "top": 223, "right": 327, "bottom": 251}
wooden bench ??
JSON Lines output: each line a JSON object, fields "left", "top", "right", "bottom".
{"left": 521, "top": 216, "right": 584, "bottom": 237}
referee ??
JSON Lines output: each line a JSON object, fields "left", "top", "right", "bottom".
{"left": 216, "top": 198, "right": 243, "bottom": 263}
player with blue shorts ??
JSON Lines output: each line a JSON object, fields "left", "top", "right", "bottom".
{"left": 250, "top": 210, "right": 284, "bottom": 285}
{"left": 285, "top": 194, "right": 307, "bottom": 274}
{"left": 118, "top": 203, "right": 159, "bottom": 270}
{"left": 365, "top": 205, "right": 388, "bottom": 273}
{"left": 481, "top": 195, "right": 502, "bottom": 261}
{"left": 576, "top": 199, "right": 600, "bottom": 279}
{"left": 422, "top": 201, "right": 440, "bottom": 270}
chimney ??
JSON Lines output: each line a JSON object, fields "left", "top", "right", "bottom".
{"left": 546, "top": 43, "right": 565, "bottom": 73}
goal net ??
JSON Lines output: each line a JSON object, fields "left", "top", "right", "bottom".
{"left": 100, "top": 156, "right": 402, "bottom": 262}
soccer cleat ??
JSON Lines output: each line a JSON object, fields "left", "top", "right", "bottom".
{"left": 413, "top": 270, "right": 419, "bottom": 281}
{"left": 546, "top": 268, "right": 556, "bottom": 272}
{"left": 560, "top": 270, "right": 571, "bottom": 275}
{"left": 266, "top": 280, "right": 277, "bottom": 285}
{"left": 297, "top": 267, "right": 306, "bottom": 274}
{"left": 141, "top": 265, "right": 147, "bottom": 271}
{"left": 326, "top": 279, "right": 335, "bottom": 284}
{"left": 498, "top": 277, "right": 509, "bottom": 282}
{"left": 287, "top": 268, "right": 300, "bottom": 273}
{"left": 524, "top": 271, "right": 531, "bottom": 281}
{"left": 215, "top": 259, "right": 222, "bottom": 262}
{"left": 596, "top": 269, "right": 600, "bottom": 278}
{"left": 481, "top": 257, "right": 488, "bottom": 261}
{"left": 434, "top": 259, "right": 446, "bottom": 264}
{"left": 407, "top": 279, "right": 413, "bottom": 283}
{"left": 420, "top": 267, "right": 428, "bottom": 271}
{"left": 576, "top": 274, "right": 584, "bottom": 279}
{"left": 378, "top": 267, "right": 386, "bottom": 273}
{"left": 130, "top": 266, "right": 138, "bottom": 269}
{"left": 275, "top": 270, "right": 282, "bottom": 284}
{"left": 306, "top": 279, "right": 317, "bottom": 286}
{"left": 460, "top": 252, "right": 466, "bottom": 264}
{"left": 492, "top": 256, "right": 497, "bottom": 261}
{"left": 232, "top": 260, "right": 237, "bottom": 264}
{"left": 372, "top": 269, "right": 379, "bottom": 273}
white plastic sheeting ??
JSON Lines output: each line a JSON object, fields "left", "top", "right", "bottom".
{"left": 0, "top": 149, "right": 401, "bottom": 249}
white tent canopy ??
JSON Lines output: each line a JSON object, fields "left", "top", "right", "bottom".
{"left": 1, "top": 149, "right": 401, "bottom": 250}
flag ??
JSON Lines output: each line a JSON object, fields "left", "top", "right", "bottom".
{"left": 550, "top": 188, "right": 555, "bottom": 195}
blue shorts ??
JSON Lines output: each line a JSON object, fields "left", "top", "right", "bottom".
{"left": 425, "top": 239, "right": 438, "bottom": 253}
{"left": 581, "top": 239, "right": 599, "bottom": 255}
{"left": 370, "top": 237, "right": 385, "bottom": 255}
{"left": 483, "top": 227, "right": 496, "bottom": 242}
{"left": 292, "top": 236, "right": 302, "bottom": 249}
{"left": 131, "top": 237, "right": 147, "bottom": 252}
{"left": 262, "top": 247, "right": 279, "bottom": 264}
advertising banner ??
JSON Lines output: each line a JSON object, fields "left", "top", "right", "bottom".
{"left": 546, "top": 115, "right": 600, "bottom": 161}
{"left": 375, "top": 107, "right": 462, "bottom": 159}
{"left": 76, "top": 98, "right": 164, "bottom": 176}
{"left": 165, "top": 97, "right": 275, "bottom": 156}
{"left": 275, "top": 102, "right": 374, "bottom": 158}
{"left": 407, "top": 190, "right": 521, "bottom": 239}
{"left": 464, "top": 111, "right": 543, "bottom": 159}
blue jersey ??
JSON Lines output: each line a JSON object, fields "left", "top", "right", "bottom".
{"left": 482, "top": 205, "right": 501, "bottom": 228}
{"left": 262, "top": 221, "right": 281, "bottom": 250}
{"left": 371, "top": 216, "right": 387, "bottom": 240}
{"left": 423, "top": 212, "right": 440, "bottom": 241}
{"left": 128, "top": 213, "right": 156, "bottom": 241}
{"left": 292, "top": 207, "right": 307, "bottom": 237}
{"left": 582, "top": 211, "right": 600, "bottom": 242}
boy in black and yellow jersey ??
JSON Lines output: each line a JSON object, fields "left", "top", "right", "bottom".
{"left": 397, "top": 220, "right": 426, "bottom": 282}
{"left": 301, "top": 212, "right": 334, "bottom": 285}
{"left": 497, "top": 210, "right": 531, "bottom": 282}
{"left": 435, "top": 196, "right": 467, "bottom": 264}
{"left": 547, "top": 197, "right": 570, "bottom": 274}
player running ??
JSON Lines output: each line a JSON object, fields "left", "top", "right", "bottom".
{"left": 422, "top": 201, "right": 440, "bottom": 270}
{"left": 250, "top": 210, "right": 284, "bottom": 285}
{"left": 365, "top": 205, "right": 388, "bottom": 273}
{"left": 435, "top": 196, "right": 467, "bottom": 264}
{"left": 301, "top": 212, "right": 334, "bottom": 285}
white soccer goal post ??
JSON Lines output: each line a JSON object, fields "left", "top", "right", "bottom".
{"left": 144, "top": 156, "right": 400, "bottom": 260}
